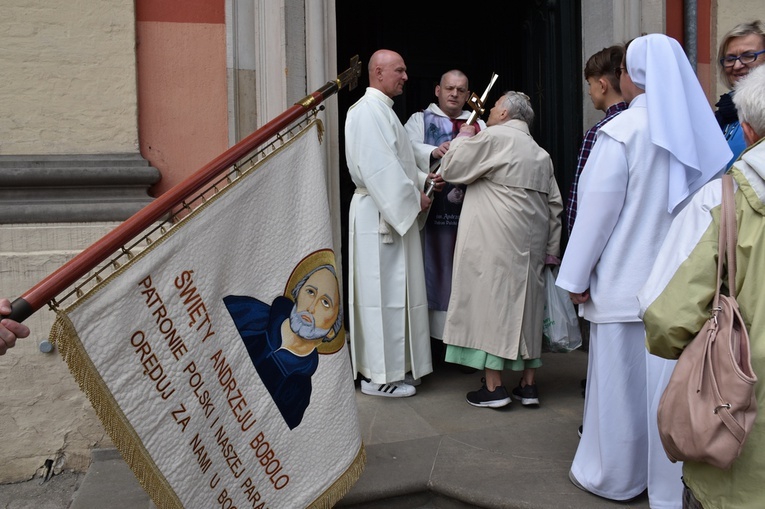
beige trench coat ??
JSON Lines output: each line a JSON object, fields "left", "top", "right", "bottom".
{"left": 440, "top": 119, "right": 562, "bottom": 360}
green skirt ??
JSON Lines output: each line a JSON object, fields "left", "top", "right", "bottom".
{"left": 445, "top": 344, "right": 542, "bottom": 371}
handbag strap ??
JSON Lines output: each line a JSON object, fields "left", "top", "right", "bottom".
{"left": 694, "top": 175, "right": 738, "bottom": 394}
{"left": 721, "top": 174, "right": 737, "bottom": 298}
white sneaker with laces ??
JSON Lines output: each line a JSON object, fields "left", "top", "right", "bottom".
{"left": 360, "top": 379, "right": 416, "bottom": 398}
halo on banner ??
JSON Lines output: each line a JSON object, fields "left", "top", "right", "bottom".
{"left": 284, "top": 248, "right": 346, "bottom": 354}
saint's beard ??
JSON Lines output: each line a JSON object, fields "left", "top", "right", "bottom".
{"left": 289, "top": 305, "right": 331, "bottom": 341}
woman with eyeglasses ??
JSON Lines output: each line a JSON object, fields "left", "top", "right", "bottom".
{"left": 715, "top": 20, "right": 765, "bottom": 167}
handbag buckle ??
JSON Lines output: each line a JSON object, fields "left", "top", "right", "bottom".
{"left": 714, "top": 403, "right": 732, "bottom": 414}
{"left": 711, "top": 305, "right": 722, "bottom": 327}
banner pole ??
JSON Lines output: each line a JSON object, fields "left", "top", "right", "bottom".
{"left": 7, "top": 56, "right": 361, "bottom": 323}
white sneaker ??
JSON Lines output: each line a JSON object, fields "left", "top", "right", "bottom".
{"left": 360, "top": 379, "right": 416, "bottom": 398}
{"left": 404, "top": 372, "right": 421, "bottom": 386}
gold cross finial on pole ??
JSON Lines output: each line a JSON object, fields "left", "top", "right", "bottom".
{"left": 425, "top": 71, "right": 499, "bottom": 197}
{"left": 465, "top": 72, "right": 499, "bottom": 125}
{"left": 336, "top": 55, "right": 361, "bottom": 91}
{"left": 296, "top": 55, "right": 362, "bottom": 108}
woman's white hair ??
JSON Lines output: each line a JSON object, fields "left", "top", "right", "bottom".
{"left": 498, "top": 91, "right": 534, "bottom": 127}
{"left": 733, "top": 64, "right": 765, "bottom": 138}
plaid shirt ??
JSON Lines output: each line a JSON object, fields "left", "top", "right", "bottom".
{"left": 565, "top": 101, "right": 628, "bottom": 237}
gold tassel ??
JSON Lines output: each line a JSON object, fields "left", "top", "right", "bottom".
{"left": 50, "top": 311, "right": 184, "bottom": 509}
{"left": 306, "top": 445, "right": 367, "bottom": 509}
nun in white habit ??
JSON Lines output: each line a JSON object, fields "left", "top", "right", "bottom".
{"left": 556, "top": 34, "right": 731, "bottom": 508}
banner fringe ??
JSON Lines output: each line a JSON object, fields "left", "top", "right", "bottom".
{"left": 50, "top": 311, "right": 184, "bottom": 509}
{"left": 307, "top": 444, "right": 366, "bottom": 509}
{"left": 47, "top": 119, "right": 363, "bottom": 508}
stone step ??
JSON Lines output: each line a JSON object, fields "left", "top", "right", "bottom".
{"left": 70, "top": 449, "right": 155, "bottom": 509}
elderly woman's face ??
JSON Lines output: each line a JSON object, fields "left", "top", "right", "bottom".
{"left": 723, "top": 33, "right": 765, "bottom": 87}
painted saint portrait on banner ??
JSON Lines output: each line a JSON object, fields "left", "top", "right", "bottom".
{"left": 223, "top": 250, "right": 344, "bottom": 429}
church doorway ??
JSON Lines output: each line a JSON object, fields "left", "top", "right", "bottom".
{"left": 334, "top": 0, "right": 582, "bottom": 316}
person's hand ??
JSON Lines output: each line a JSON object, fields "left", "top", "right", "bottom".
{"left": 569, "top": 290, "right": 590, "bottom": 305}
{"left": 427, "top": 172, "right": 445, "bottom": 193}
{"left": 420, "top": 191, "right": 432, "bottom": 212}
{"left": 544, "top": 254, "right": 561, "bottom": 266}
{"left": 458, "top": 124, "right": 476, "bottom": 137}
{"left": 431, "top": 141, "right": 450, "bottom": 160}
{"left": 0, "top": 299, "right": 30, "bottom": 355}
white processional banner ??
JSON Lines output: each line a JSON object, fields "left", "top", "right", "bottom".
{"left": 50, "top": 121, "right": 364, "bottom": 508}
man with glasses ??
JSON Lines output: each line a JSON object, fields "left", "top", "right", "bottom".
{"left": 714, "top": 20, "right": 765, "bottom": 167}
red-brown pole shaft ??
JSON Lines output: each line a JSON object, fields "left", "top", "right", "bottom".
{"left": 7, "top": 86, "right": 341, "bottom": 323}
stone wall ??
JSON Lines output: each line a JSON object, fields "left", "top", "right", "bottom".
{"left": 1, "top": 0, "right": 139, "bottom": 155}
{"left": 0, "top": 0, "right": 144, "bottom": 482}
{"left": 0, "top": 223, "right": 120, "bottom": 483}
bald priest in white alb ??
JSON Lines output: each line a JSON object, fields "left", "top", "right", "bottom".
{"left": 345, "top": 49, "right": 440, "bottom": 398}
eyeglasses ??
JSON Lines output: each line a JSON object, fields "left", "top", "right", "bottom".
{"left": 720, "top": 49, "right": 765, "bottom": 68}
{"left": 615, "top": 66, "right": 628, "bottom": 79}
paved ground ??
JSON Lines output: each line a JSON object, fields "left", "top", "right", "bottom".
{"left": 0, "top": 348, "right": 651, "bottom": 508}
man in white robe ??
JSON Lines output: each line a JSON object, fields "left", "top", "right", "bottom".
{"left": 345, "top": 49, "right": 441, "bottom": 398}
{"left": 404, "top": 70, "right": 487, "bottom": 342}
{"left": 556, "top": 35, "right": 732, "bottom": 508}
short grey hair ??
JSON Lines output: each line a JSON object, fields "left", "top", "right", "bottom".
{"left": 733, "top": 64, "right": 765, "bottom": 138}
{"left": 498, "top": 91, "right": 535, "bottom": 127}
{"left": 440, "top": 69, "right": 469, "bottom": 88}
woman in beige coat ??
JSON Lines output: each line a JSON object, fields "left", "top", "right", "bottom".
{"left": 440, "top": 91, "right": 562, "bottom": 408}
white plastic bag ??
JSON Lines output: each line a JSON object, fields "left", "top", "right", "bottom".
{"left": 542, "top": 266, "right": 582, "bottom": 353}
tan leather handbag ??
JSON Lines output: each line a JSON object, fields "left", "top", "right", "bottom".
{"left": 657, "top": 174, "right": 758, "bottom": 470}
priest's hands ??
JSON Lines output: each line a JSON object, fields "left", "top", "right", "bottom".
{"left": 420, "top": 191, "right": 432, "bottom": 212}
{"left": 426, "top": 172, "right": 445, "bottom": 193}
{"left": 431, "top": 141, "right": 450, "bottom": 160}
